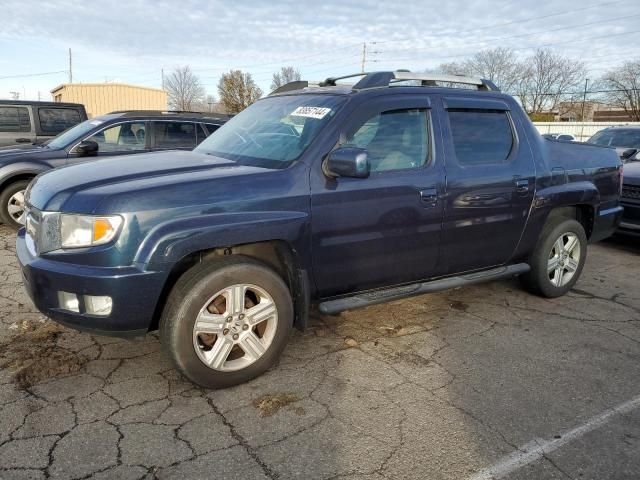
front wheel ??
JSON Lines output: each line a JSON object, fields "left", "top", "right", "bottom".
{"left": 160, "top": 255, "right": 293, "bottom": 389}
{"left": 0, "top": 180, "right": 31, "bottom": 229}
{"left": 520, "top": 217, "right": 587, "bottom": 298}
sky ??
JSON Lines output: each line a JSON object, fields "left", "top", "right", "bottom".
{"left": 1, "top": 0, "right": 639, "bottom": 101}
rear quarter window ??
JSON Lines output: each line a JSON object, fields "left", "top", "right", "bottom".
{"left": 38, "top": 108, "right": 82, "bottom": 135}
{"left": 447, "top": 109, "right": 514, "bottom": 165}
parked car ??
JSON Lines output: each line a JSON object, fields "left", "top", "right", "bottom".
{"left": 587, "top": 126, "right": 640, "bottom": 162}
{"left": 17, "top": 71, "right": 622, "bottom": 388}
{"left": 0, "top": 111, "right": 229, "bottom": 228}
{"left": 542, "top": 133, "right": 575, "bottom": 142}
{"left": 618, "top": 161, "right": 640, "bottom": 236}
{"left": 0, "top": 100, "right": 87, "bottom": 147}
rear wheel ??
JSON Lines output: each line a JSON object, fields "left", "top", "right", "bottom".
{"left": 0, "top": 180, "right": 30, "bottom": 229}
{"left": 160, "top": 255, "right": 293, "bottom": 389}
{"left": 520, "top": 217, "right": 587, "bottom": 298}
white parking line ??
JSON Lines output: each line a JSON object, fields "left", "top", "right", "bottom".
{"left": 468, "top": 394, "right": 640, "bottom": 480}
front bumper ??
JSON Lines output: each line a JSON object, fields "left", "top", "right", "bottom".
{"left": 617, "top": 199, "right": 640, "bottom": 237}
{"left": 17, "top": 229, "right": 169, "bottom": 336}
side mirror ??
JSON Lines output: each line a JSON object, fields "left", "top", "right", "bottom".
{"left": 324, "top": 147, "right": 370, "bottom": 179}
{"left": 75, "top": 140, "right": 99, "bottom": 157}
{"left": 621, "top": 148, "right": 638, "bottom": 160}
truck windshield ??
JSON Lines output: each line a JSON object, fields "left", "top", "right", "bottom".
{"left": 588, "top": 129, "right": 640, "bottom": 148}
{"left": 194, "top": 94, "right": 345, "bottom": 168}
{"left": 46, "top": 118, "right": 108, "bottom": 150}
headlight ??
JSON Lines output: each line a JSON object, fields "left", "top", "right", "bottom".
{"left": 60, "top": 214, "right": 123, "bottom": 248}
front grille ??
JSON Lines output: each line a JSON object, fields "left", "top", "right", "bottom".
{"left": 622, "top": 185, "right": 640, "bottom": 200}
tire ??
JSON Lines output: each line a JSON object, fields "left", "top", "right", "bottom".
{"left": 0, "top": 180, "right": 30, "bottom": 229}
{"left": 520, "top": 217, "right": 587, "bottom": 298}
{"left": 160, "top": 255, "right": 293, "bottom": 389}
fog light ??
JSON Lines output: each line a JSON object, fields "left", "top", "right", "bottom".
{"left": 58, "top": 291, "right": 79, "bottom": 312}
{"left": 84, "top": 295, "right": 113, "bottom": 316}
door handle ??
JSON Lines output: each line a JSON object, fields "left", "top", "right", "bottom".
{"left": 515, "top": 179, "right": 529, "bottom": 194}
{"left": 15, "top": 138, "right": 31, "bottom": 143}
{"left": 419, "top": 188, "right": 439, "bottom": 207}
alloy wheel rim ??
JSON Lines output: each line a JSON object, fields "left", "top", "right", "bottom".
{"left": 192, "top": 283, "right": 278, "bottom": 372}
{"left": 547, "top": 232, "right": 581, "bottom": 287}
{"left": 7, "top": 190, "right": 26, "bottom": 224}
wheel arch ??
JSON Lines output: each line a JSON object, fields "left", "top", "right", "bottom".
{"left": 512, "top": 182, "right": 599, "bottom": 262}
{"left": 0, "top": 167, "right": 44, "bottom": 193}
{"left": 149, "top": 239, "right": 310, "bottom": 332}
{"left": 546, "top": 204, "right": 595, "bottom": 239}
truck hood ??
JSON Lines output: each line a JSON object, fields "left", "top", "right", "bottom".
{"left": 27, "top": 150, "right": 271, "bottom": 213}
{"left": 623, "top": 161, "right": 640, "bottom": 186}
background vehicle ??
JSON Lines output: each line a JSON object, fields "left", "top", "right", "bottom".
{"left": 619, "top": 161, "right": 640, "bottom": 236}
{"left": 542, "top": 133, "right": 575, "bottom": 141}
{"left": 0, "top": 100, "right": 87, "bottom": 147}
{"left": 17, "top": 71, "right": 622, "bottom": 389}
{"left": 587, "top": 126, "right": 640, "bottom": 162}
{"left": 0, "top": 110, "right": 229, "bottom": 228}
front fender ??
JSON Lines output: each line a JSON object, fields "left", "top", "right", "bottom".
{"left": 136, "top": 210, "right": 309, "bottom": 267}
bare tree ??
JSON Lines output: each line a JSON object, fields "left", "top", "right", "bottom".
{"left": 164, "top": 66, "right": 206, "bottom": 111}
{"left": 600, "top": 59, "right": 640, "bottom": 121}
{"left": 193, "top": 94, "right": 227, "bottom": 113}
{"left": 439, "top": 47, "right": 522, "bottom": 93}
{"left": 271, "top": 66, "right": 302, "bottom": 91}
{"left": 218, "top": 70, "right": 263, "bottom": 114}
{"left": 515, "top": 49, "right": 586, "bottom": 115}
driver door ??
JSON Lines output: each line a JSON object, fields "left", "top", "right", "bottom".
{"left": 310, "top": 95, "right": 445, "bottom": 298}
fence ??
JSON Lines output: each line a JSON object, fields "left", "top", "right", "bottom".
{"left": 533, "top": 122, "right": 640, "bottom": 142}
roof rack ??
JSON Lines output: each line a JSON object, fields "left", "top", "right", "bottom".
{"left": 270, "top": 71, "right": 500, "bottom": 95}
{"left": 107, "top": 110, "right": 233, "bottom": 118}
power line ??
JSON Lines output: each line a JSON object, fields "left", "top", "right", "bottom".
{"left": 195, "top": 42, "right": 363, "bottom": 72}
{"left": 378, "top": 0, "right": 631, "bottom": 46}
{"left": 0, "top": 70, "right": 68, "bottom": 80}
{"left": 379, "top": 28, "right": 640, "bottom": 65}
{"left": 380, "top": 11, "right": 640, "bottom": 56}
{"left": 149, "top": 2, "right": 632, "bottom": 80}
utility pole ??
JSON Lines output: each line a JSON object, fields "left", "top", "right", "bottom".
{"left": 580, "top": 78, "right": 589, "bottom": 141}
{"left": 580, "top": 78, "right": 589, "bottom": 121}
{"left": 68, "top": 48, "right": 73, "bottom": 83}
{"left": 361, "top": 43, "right": 367, "bottom": 74}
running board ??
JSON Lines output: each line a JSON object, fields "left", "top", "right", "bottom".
{"left": 318, "top": 263, "right": 530, "bottom": 315}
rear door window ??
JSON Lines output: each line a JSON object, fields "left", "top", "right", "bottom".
{"left": 153, "top": 121, "right": 197, "bottom": 150}
{"left": 38, "top": 108, "right": 81, "bottom": 135}
{"left": 0, "top": 106, "right": 31, "bottom": 132}
{"left": 447, "top": 109, "right": 514, "bottom": 165}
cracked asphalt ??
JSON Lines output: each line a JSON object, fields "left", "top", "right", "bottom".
{"left": 0, "top": 224, "right": 639, "bottom": 480}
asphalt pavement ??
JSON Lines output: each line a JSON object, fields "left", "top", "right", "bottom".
{"left": 1, "top": 225, "right": 639, "bottom": 479}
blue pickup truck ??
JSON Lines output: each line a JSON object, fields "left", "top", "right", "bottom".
{"left": 17, "top": 71, "right": 622, "bottom": 388}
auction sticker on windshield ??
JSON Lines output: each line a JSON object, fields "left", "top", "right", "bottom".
{"left": 290, "top": 106, "right": 331, "bottom": 119}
